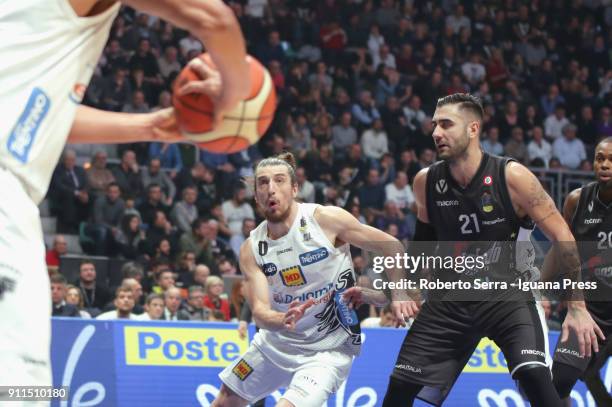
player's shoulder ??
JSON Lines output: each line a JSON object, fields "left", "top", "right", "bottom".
{"left": 504, "top": 160, "right": 535, "bottom": 184}
{"left": 564, "top": 187, "right": 583, "bottom": 210}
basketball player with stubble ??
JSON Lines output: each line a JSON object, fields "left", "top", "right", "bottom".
{"left": 213, "top": 153, "right": 417, "bottom": 407}
{"left": 345, "top": 94, "right": 602, "bottom": 406}
{"left": 543, "top": 137, "right": 612, "bottom": 405}
{"left": 0, "top": 0, "right": 250, "bottom": 399}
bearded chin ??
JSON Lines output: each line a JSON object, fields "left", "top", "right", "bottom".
{"left": 265, "top": 206, "right": 291, "bottom": 223}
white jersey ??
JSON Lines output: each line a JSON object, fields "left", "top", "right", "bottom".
{"left": 249, "top": 203, "right": 361, "bottom": 357}
{"left": 0, "top": 0, "right": 120, "bottom": 204}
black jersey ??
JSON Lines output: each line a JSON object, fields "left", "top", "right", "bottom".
{"left": 425, "top": 153, "right": 535, "bottom": 298}
{"left": 571, "top": 182, "right": 612, "bottom": 326}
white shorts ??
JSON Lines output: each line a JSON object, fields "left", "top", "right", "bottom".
{"left": 0, "top": 168, "right": 51, "bottom": 403}
{"left": 219, "top": 343, "right": 353, "bottom": 407}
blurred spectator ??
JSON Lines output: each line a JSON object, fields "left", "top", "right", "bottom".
{"left": 142, "top": 158, "right": 177, "bottom": 205}
{"left": 51, "top": 274, "right": 80, "bottom": 317}
{"left": 230, "top": 219, "right": 256, "bottom": 259}
{"left": 352, "top": 90, "right": 380, "bottom": 129}
{"left": 46, "top": 235, "right": 68, "bottom": 267}
{"left": 203, "top": 276, "right": 230, "bottom": 321}
{"left": 481, "top": 127, "right": 504, "bottom": 156}
{"left": 134, "top": 293, "right": 165, "bottom": 320}
{"left": 230, "top": 279, "right": 246, "bottom": 321}
{"left": 86, "top": 151, "right": 116, "bottom": 199}
{"left": 138, "top": 183, "right": 170, "bottom": 226}
{"left": 163, "top": 287, "right": 190, "bottom": 320}
{"left": 544, "top": 105, "right": 570, "bottom": 141}
{"left": 179, "top": 33, "right": 203, "bottom": 58}
{"left": 331, "top": 112, "right": 358, "bottom": 158}
{"left": 144, "top": 210, "right": 178, "bottom": 258}
{"left": 402, "top": 95, "right": 427, "bottom": 133}
{"left": 217, "top": 258, "right": 238, "bottom": 276}
{"left": 205, "top": 219, "right": 234, "bottom": 261}
{"left": 361, "top": 119, "right": 389, "bottom": 161}
{"left": 64, "top": 284, "right": 91, "bottom": 318}
{"left": 50, "top": 149, "right": 90, "bottom": 233}
{"left": 553, "top": 124, "right": 587, "bottom": 170}
{"left": 171, "top": 186, "right": 199, "bottom": 234}
{"left": 122, "top": 278, "right": 145, "bottom": 315}
{"left": 527, "top": 127, "right": 553, "bottom": 167}
{"left": 296, "top": 167, "right": 315, "bottom": 203}
{"left": 375, "top": 201, "right": 411, "bottom": 241}
{"left": 112, "top": 150, "right": 144, "bottom": 200}
{"left": 385, "top": 172, "right": 415, "bottom": 213}
{"left": 89, "top": 182, "right": 125, "bottom": 255}
{"left": 128, "top": 38, "right": 162, "bottom": 88}
{"left": 222, "top": 184, "right": 255, "bottom": 237}
{"left": 597, "top": 107, "right": 612, "bottom": 139}
{"left": 115, "top": 214, "right": 146, "bottom": 260}
{"left": 504, "top": 127, "right": 529, "bottom": 165}
{"left": 577, "top": 105, "right": 598, "bottom": 149}
{"left": 157, "top": 45, "right": 181, "bottom": 80}
{"left": 179, "top": 263, "right": 210, "bottom": 289}
{"left": 97, "top": 286, "right": 136, "bottom": 319}
{"left": 446, "top": 5, "right": 470, "bottom": 34}
{"left": 461, "top": 52, "right": 486, "bottom": 88}
{"left": 148, "top": 143, "right": 183, "bottom": 176}
{"left": 185, "top": 286, "right": 210, "bottom": 321}
{"left": 122, "top": 89, "right": 150, "bottom": 114}
{"left": 179, "top": 218, "right": 214, "bottom": 266}
{"left": 358, "top": 168, "right": 386, "bottom": 215}
{"left": 101, "top": 68, "right": 131, "bottom": 111}
{"left": 257, "top": 30, "right": 286, "bottom": 66}
{"left": 540, "top": 84, "right": 566, "bottom": 117}
{"left": 76, "top": 260, "right": 112, "bottom": 316}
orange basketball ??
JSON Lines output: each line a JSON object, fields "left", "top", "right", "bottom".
{"left": 172, "top": 53, "right": 276, "bottom": 154}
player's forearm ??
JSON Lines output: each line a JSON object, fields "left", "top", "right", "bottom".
{"left": 68, "top": 106, "right": 153, "bottom": 144}
{"left": 252, "top": 307, "right": 286, "bottom": 331}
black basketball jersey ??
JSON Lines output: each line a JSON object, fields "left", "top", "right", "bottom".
{"left": 425, "top": 153, "right": 535, "bottom": 297}
{"left": 571, "top": 182, "right": 612, "bottom": 326}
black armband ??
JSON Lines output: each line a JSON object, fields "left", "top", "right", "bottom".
{"left": 414, "top": 219, "right": 437, "bottom": 241}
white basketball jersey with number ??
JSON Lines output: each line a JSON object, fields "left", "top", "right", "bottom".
{"left": 0, "top": 0, "right": 120, "bottom": 204}
{"left": 249, "top": 203, "right": 362, "bottom": 357}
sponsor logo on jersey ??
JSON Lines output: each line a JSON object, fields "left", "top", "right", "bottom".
{"left": 69, "top": 83, "right": 87, "bottom": 104}
{"left": 262, "top": 263, "right": 277, "bottom": 277}
{"left": 436, "top": 200, "right": 459, "bottom": 207}
{"left": 584, "top": 218, "right": 603, "bottom": 224}
{"left": 435, "top": 179, "right": 448, "bottom": 194}
{"left": 273, "top": 283, "right": 334, "bottom": 304}
{"left": 299, "top": 247, "right": 329, "bottom": 266}
{"left": 280, "top": 266, "right": 307, "bottom": 286}
{"left": 482, "top": 217, "right": 505, "bottom": 225}
{"left": 483, "top": 175, "right": 493, "bottom": 186}
{"left": 258, "top": 241, "right": 268, "bottom": 256}
{"left": 481, "top": 192, "right": 495, "bottom": 213}
{"left": 7, "top": 87, "right": 51, "bottom": 163}
{"left": 588, "top": 201, "right": 594, "bottom": 212}
{"left": 303, "top": 232, "right": 312, "bottom": 242}
{"left": 299, "top": 216, "right": 308, "bottom": 232}
{"left": 276, "top": 247, "right": 293, "bottom": 255}
{"left": 232, "top": 359, "right": 254, "bottom": 381}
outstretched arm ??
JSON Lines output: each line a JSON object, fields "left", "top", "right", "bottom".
{"left": 507, "top": 163, "right": 604, "bottom": 356}
{"left": 315, "top": 206, "right": 420, "bottom": 325}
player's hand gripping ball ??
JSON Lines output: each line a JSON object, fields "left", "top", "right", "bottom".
{"left": 173, "top": 53, "right": 277, "bottom": 153}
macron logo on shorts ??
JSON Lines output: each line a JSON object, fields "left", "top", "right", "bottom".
{"left": 7, "top": 87, "right": 51, "bottom": 163}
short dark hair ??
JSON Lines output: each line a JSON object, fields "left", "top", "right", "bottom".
{"left": 80, "top": 259, "right": 95, "bottom": 270}
{"left": 436, "top": 93, "right": 484, "bottom": 121}
{"left": 145, "top": 293, "right": 163, "bottom": 305}
{"left": 50, "top": 274, "right": 67, "bottom": 285}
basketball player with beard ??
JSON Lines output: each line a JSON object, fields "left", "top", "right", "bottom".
{"left": 345, "top": 94, "right": 602, "bottom": 406}
{"left": 213, "top": 153, "right": 417, "bottom": 407}
{"left": 546, "top": 137, "right": 612, "bottom": 405}
{"left": 1, "top": 0, "right": 250, "bottom": 398}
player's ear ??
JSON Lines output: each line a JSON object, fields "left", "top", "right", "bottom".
{"left": 469, "top": 120, "right": 480, "bottom": 139}
{"left": 292, "top": 182, "right": 298, "bottom": 198}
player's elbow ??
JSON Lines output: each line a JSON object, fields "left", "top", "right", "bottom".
{"left": 190, "top": 1, "right": 236, "bottom": 36}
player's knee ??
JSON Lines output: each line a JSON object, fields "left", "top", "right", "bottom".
{"left": 552, "top": 363, "right": 582, "bottom": 399}
{"left": 212, "top": 385, "right": 247, "bottom": 407}
{"left": 514, "top": 364, "right": 551, "bottom": 385}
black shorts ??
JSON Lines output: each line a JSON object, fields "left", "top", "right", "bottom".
{"left": 553, "top": 306, "right": 612, "bottom": 374}
{"left": 391, "top": 300, "right": 549, "bottom": 406}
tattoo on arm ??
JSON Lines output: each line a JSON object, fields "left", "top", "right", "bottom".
{"left": 527, "top": 178, "right": 551, "bottom": 208}
{"left": 534, "top": 210, "right": 557, "bottom": 223}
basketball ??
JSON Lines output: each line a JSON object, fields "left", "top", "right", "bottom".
{"left": 172, "top": 53, "right": 276, "bottom": 154}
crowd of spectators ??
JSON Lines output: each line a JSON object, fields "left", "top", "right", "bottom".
{"left": 46, "top": 0, "right": 612, "bottom": 326}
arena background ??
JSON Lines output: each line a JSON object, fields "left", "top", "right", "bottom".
{"left": 45, "top": 1, "right": 612, "bottom": 406}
